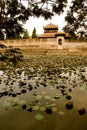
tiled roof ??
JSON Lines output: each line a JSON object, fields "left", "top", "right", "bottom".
{"left": 43, "top": 23, "right": 58, "bottom": 29}
{"left": 37, "top": 23, "right": 73, "bottom": 38}
{"left": 38, "top": 32, "right": 66, "bottom": 38}
{"left": 55, "top": 32, "right": 65, "bottom": 36}
{"left": 38, "top": 33, "right": 56, "bottom": 38}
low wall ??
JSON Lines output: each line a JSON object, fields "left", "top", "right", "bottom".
{"left": 21, "top": 48, "right": 87, "bottom": 56}
{"left": 64, "top": 40, "right": 87, "bottom": 48}
{"left": 0, "top": 47, "right": 87, "bottom": 56}
{"left": 0, "top": 39, "right": 87, "bottom": 49}
{"left": 0, "top": 39, "right": 57, "bottom": 49}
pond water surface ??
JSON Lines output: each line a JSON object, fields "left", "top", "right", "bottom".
{"left": 0, "top": 56, "right": 87, "bottom": 130}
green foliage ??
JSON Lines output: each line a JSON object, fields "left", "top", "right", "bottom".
{"left": 0, "top": 0, "right": 28, "bottom": 40}
{"left": 0, "top": 52, "right": 7, "bottom": 62}
{"left": 0, "top": 32, "right": 5, "bottom": 40}
{"left": 23, "top": 30, "right": 30, "bottom": 39}
{"left": 63, "top": 0, "right": 87, "bottom": 39}
{"left": 0, "top": 47, "right": 23, "bottom": 66}
{"left": 5, "top": 48, "right": 23, "bottom": 65}
{"left": 2, "top": 0, "right": 86, "bottom": 40}
{"left": 0, "top": 0, "right": 68, "bottom": 40}
{"left": 0, "top": 44, "right": 7, "bottom": 48}
{"left": 7, "top": 32, "right": 21, "bottom": 39}
{"left": 32, "top": 28, "right": 37, "bottom": 38}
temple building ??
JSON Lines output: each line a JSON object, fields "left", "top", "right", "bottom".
{"left": 37, "top": 23, "right": 71, "bottom": 49}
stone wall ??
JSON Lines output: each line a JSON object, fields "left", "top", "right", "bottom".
{"left": 0, "top": 38, "right": 57, "bottom": 49}
{"left": 0, "top": 38, "right": 87, "bottom": 50}
{"left": 64, "top": 40, "right": 87, "bottom": 49}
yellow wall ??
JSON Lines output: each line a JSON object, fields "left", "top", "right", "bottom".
{"left": 0, "top": 38, "right": 87, "bottom": 49}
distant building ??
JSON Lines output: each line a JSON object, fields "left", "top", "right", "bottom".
{"left": 37, "top": 23, "right": 71, "bottom": 49}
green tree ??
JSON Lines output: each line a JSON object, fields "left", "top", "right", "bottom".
{"left": 0, "top": 0, "right": 30, "bottom": 39}
{"left": 23, "top": 30, "right": 30, "bottom": 39}
{"left": 0, "top": 0, "right": 68, "bottom": 40}
{"left": 32, "top": 28, "right": 37, "bottom": 38}
{"left": 63, "top": 0, "right": 87, "bottom": 39}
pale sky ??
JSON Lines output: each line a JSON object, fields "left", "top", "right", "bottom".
{"left": 23, "top": 0, "right": 72, "bottom": 36}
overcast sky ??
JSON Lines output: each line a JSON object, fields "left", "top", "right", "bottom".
{"left": 23, "top": 0, "right": 72, "bottom": 36}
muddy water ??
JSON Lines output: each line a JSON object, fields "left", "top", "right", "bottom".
{"left": 0, "top": 84, "right": 87, "bottom": 130}
{"left": 0, "top": 66, "right": 87, "bottom": 130}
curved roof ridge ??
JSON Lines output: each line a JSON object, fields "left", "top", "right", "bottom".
{"left": 43, "top": 23, "right": 58, "bottom": 29}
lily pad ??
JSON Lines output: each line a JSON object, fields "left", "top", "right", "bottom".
{"left": 35, "top": 95, "right": 43, "bottom": 100}
{"left": 27, "top": 107, "right": 33, "bottom": 112}
{"left": 45, "top": 108, "right": 53, "bottom": 114}
{"left": 22, "top": 104, "right": 27, "bottom": 110}
{"left": 54, "top": 94, "right": 60, "bottom": 99}
{"left": 44, "top": 95, "right": 51, "bottom": 100}
{"left": 32, "top": 105, "right": 39, "bottom": 111}
{"left": 6, "top": 97, "right": 13, "bottom": 102}
{"left": 78, "top": 108, "right": 86, "bottom": 115}
{"left": 12, "top": 93, "right": 17, "bottom": 97}
{"left": 18, "top": 100, "right": 26, "bottom": 105}
{"left": 65, "top": 101, "right": 73, "bottom": 110}
{"left": 35, "top": 114, "right": 44, "bottom": 121}
{"left": 52, "top": 107, "right": 58, "bottom": 112}
{"left": 30, "top": 100, "right": 38, "bottom": 106}
{"left": 40, "top": 106, "right": 46, "bottom": 112}
{"left": 13, "top": 103, "right": 19, "bottom": 109}
{"left": 66, "top": 95, "right": 72, "bottom": 100}
{"left": 58, "top": 110, "right": 65, "bottom": 116}
{"left": 21, "top": 89, "right": 27, "bottom": 93}
{"left": 2, "top": 101, "right": 11, "bottom": 107}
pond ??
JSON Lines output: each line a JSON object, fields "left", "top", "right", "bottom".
{"left": 0, "top": 55, "right": 87, "bottom": 130}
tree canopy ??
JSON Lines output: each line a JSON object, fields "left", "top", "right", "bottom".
{"left": 32, "top": 27, "right": 37, "bottom": 38}
{"left": 0, "top": 0, "right": 68, "bottom": 39}
{"left": 0, "top": 0, "right": 87, "bottom": 40}
{"left": 0, "top": 0, "right": 29, "bottom": 39}
{"left": 23, "top": 30, "right": 30, "bottom": 39}
{"left": 63, "top": 0, "right": 87, "bottom": 39}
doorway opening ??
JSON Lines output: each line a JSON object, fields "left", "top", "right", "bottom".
{"left": 58, "top": 39, "right": 62, "bottom": 45}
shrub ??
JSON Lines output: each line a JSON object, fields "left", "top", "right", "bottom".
{"left": 0, "top": 47, "right": 23, "bottom": 66}
{"left": 0, "top": 44, "right": 7, "bottom": 48}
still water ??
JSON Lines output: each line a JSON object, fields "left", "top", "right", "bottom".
{"left": 0, "top": 66, "right": 87, "bottom": 130}
{"left": 0, "top": 87, "right": 87, "bottom": 130}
